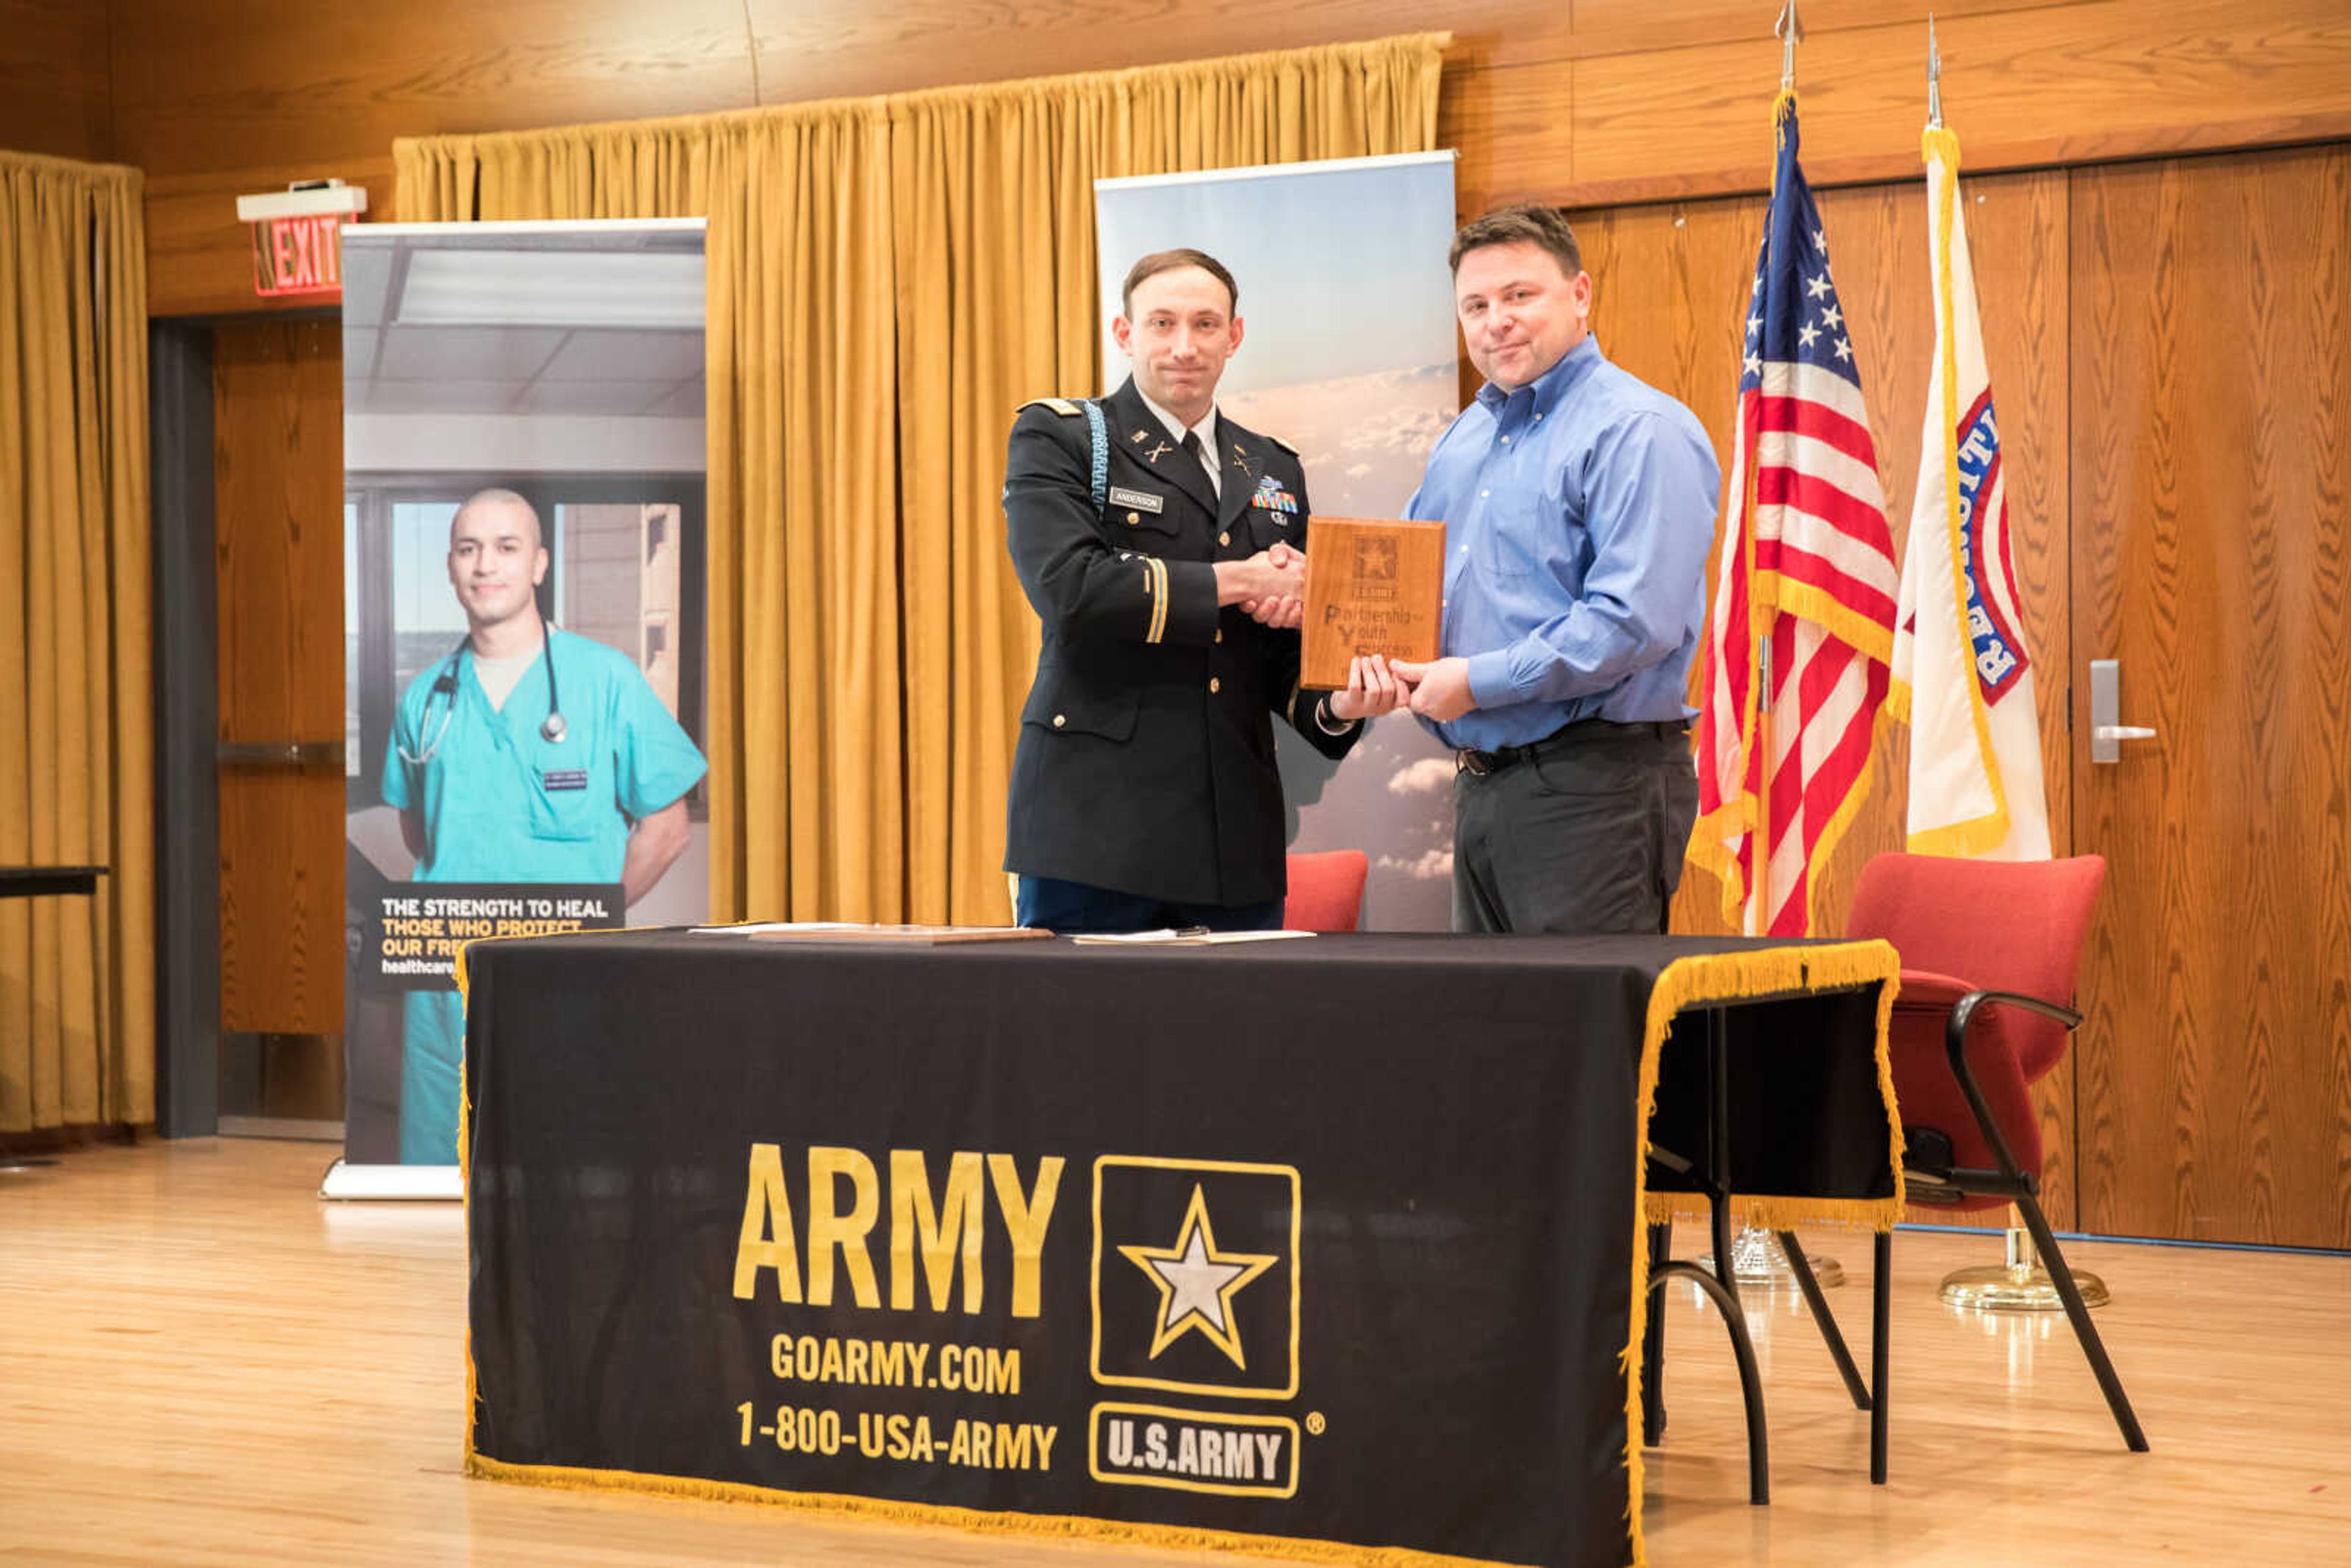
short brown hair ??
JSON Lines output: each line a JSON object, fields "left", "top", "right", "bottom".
{"left": 1120, "top": 249, "right": 1239, "bottom": 316}
{"left": 1449, "top": 203, "right": 1583, "bottom": 279}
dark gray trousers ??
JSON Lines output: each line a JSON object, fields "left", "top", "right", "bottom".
{"left": 1450, "top": 721, "right": 1700, "bottom": 934}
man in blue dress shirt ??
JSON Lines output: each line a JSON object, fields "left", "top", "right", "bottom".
{"left": 1389, "top": 205, "right": 1720, "bottom": 934}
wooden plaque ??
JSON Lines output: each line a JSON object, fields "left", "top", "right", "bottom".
{"left": 1300, "top": 516, "right": 1447, "bottom": 689}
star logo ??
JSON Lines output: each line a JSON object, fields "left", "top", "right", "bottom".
{"left": 1833, "top": 336, "right": 1854, "bottom": 362}
{"left": 1742, "top": 351, "right": 1763, "bottom": 378}
{"left": 1798, "top": 321, "right": 1821, "bottom": 349}
{"left": 1119, "top": 1185, "right": 1276, "bottom": 1369}
{"left": 1821, "top": 302, "right": 1843, "bottom": 329}
{"left": 1091, "top": 1154, "right": 1300, "bottom": 1398}
{"left": 1805, "top": 271, "right": 1832, "bottom": 300}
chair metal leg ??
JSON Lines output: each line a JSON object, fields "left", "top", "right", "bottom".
{"left": 1642, "top": 1220, "right": 1671, "bottom": 1446}
{"left": 2011, "top": 1196, "right": 2150, "bottom": 1451}
{"left": 1779, "top": 1230, "right": 1870, "bottom": 1410}
{"left": 1871, "top": 1229, "right": 1890, "bottom": 1484}
{"left": 1704, "top": 1010, "right": 1767, "bottom": 1504}
{"left": 1649, "top": 1260, "right": 1769, "bottom": 1505}
{"left": 1639, "top": 1011, "right": 1776, "bottom": 1502}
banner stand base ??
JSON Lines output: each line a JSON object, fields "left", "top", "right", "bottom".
{"left": 319, "top": 1158, "right": 463, "bottom": 1201}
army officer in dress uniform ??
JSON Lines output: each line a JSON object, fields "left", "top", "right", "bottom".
{"left": 1002, "top": 247, "right": 1405, "bottom": 934}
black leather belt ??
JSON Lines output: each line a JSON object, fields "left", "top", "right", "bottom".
{"left": 1455, "top": 719, "right": 1689, "bottom": 776}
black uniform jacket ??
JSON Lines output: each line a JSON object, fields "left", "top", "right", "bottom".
{"left": 1002, "top": 377, "right": 1361, "bottom": 907}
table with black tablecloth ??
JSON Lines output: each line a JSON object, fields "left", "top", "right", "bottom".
{"left": 459, "top": 930, "right": 1900, "bottom": 1568}
{"left": 0, "top": 866, "right": 108, "bottom": 1173}
{"left": 0, "top": 865, "right": 105, "bottom": 899}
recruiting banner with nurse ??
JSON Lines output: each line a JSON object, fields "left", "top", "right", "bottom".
{"left": 337, "top": 220, "right": 713, "bottom": 1177}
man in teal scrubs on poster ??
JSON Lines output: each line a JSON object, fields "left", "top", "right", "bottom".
{"left": 382, "top": 488, "right": 705, "bottom": 1163}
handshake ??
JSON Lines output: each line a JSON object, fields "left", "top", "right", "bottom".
{"left": 1224, "top": 539, "right": 1309, "bottom": 629}
{"left": 1215, "top": 541, "right": 1472, "bottom": 724}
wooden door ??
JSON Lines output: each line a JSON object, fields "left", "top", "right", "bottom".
{"left": 213, "top": 321, "right": 346, "bottom": 1092}
{"left": 2071, "top": 143, "right": 2351, "bottom": 1247}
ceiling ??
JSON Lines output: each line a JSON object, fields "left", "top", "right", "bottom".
{"left": 341, "top": 225, "right": 706, "bottom": 420}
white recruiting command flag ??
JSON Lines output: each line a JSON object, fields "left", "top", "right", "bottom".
{"left": 1889, "top": 126, "right": 2051, "bottom": 860}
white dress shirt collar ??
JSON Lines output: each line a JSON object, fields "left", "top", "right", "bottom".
{"left": 1136, "top": 390, "right": 1221, "bottom": 497}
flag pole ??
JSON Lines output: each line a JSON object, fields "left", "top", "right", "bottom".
{"left": 1711, "top": 5, "right": 1853, "bottom": 1292}
{"left": 1753, "top": 0, "right": 1799, "bottom": 937}
{"left": 1908, "top": 17, "right": 2115, "bottom": 1318}
{"left": 1926, "top": 12, "right": 1944, "bottom": 131}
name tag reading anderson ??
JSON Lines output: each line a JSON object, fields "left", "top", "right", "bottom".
{"left": 1299, "top": 516, "right": 1446, "bottom": 689}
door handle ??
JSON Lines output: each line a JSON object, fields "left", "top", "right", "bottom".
{"left": 2088, "top": 660, "right": 2156, "bottom": 765}
{"left": 217, "top": 740, "right": 347, "bottom": 768}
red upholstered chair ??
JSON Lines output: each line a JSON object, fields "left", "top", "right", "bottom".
{"left": 1283, "top": 850, "right": 1369, "bottom": 933}
{"left": 1847, "top": 852, "right": 2148, "bottom": 1450}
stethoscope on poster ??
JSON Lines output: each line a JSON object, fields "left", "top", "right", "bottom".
{"left": 396, "top": 621, "right": 569, "bottom": 766}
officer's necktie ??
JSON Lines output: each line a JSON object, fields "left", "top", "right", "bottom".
{"left": 1180, "top": 429, "right": 1218, "bottom": 499}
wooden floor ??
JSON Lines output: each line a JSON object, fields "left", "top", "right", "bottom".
{"left": 3, "top": 1138, "right": 2347, "bottom": 1567}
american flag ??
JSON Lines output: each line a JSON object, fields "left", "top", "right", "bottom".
{"left": 1693, "top": 97, "right": 1901, "bottom": 937}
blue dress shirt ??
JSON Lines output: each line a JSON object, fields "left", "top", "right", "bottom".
{"left": 1406, "top": 336, "right": 1722, "bottom": 751}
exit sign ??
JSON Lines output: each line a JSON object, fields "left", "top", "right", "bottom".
{"left": 251, "top": 214, "right": 343, "bottom": 298}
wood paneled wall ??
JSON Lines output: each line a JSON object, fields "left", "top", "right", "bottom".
{"left": 1592, "top": 170, "right": 2079, "bottom": 1226}
{"left": 9, "top": 0, "right": 2342, "bottom": 1237}
{"left": 59, "top": 0, "right": 2347, "bottom": 316}
{"left": 0, "top": 0, "right": 111, "bottom": 161}
{"left": 1601, "top": 144, "right": 2351, "bottom": 1247}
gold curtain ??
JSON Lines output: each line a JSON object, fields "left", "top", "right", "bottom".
{"left": 0, "top": 151, "right": 153, "bottom": 1133}
{"left": 393, "top": 33, "right": 1447, "bottom": 923}
{"left": 396, "top": 104, "right": 906, "bottom": 921}
{"left": 891, "top": 35, "right": 1446, "bottom": 921}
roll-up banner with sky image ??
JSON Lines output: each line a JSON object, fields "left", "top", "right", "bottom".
{"left": 1095, "top": 155, "right": 1461, "bottom": 929}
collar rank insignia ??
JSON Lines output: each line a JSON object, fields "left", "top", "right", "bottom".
{"left": 1131, "top": 429, "right": 1149, "bottom": 443}
{"left": 1250, "top": 474, "right": 1299, "bottom": 516}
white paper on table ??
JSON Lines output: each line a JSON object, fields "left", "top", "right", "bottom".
{"left": 1068, "top": 928, "right": 1319, "bottom": 945}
